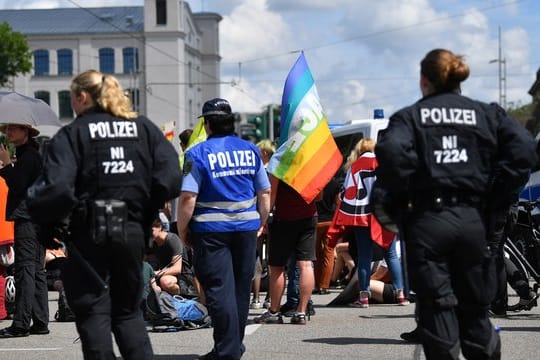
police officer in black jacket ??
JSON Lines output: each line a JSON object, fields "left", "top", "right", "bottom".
{"left": 375, "top": 49, "right": 537, "bottom": 360}
{"left": 27, "top": 70, "right": 181, "bottom": 360}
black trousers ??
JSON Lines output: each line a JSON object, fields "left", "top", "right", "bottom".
{"left": 192, "top": 231, "right": 257, "bottom": 360}
{"left": 404, "top": 205, "right": 500, "bottom": 360}
{"left": 12, "top": 220, "right": 48, "bottom": 330}
{"left": 487, "top": 208, "right": 510, "bottom": 314}
{"left": 488, "top": 204, "right": 531, "bottom": 311}
{"left": 62, "top": 221, "right": 153, "bottom": 360}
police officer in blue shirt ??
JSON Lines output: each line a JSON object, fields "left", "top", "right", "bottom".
{"left": 177, "top": 98, "right": 271, "bottom": 360}
{"left": 375, "top": 49, "right": 537, "bottom": 360}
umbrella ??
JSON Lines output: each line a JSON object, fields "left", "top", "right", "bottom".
{"left": 0, "top": 91, "right": 62, "bottom": 128}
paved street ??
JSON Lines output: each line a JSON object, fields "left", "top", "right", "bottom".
{"left": 0, "top": 289, "right": 538, "bottom": 359}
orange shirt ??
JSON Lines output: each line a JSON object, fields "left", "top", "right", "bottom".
{"left": 0, "top": 177, "right": 14, "bottom": 246}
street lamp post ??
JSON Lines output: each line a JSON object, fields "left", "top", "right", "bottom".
{"left": 489, "top": 26, "right": 507, "bottom": 109}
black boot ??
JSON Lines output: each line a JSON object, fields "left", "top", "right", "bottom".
{"left": 400, "top": 326, "right": 422, "bottom": 343}
{"left": 55, "top": 290, "right": 76, "bottom": 322}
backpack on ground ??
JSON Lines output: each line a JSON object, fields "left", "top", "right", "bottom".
{"left": 144, "top": 289, "right": 211, "bottom": 331}
{"left": 170, "top": 295, "right": 211, "bottom": 329}
{"left": 144, "top": 288, "right": 184, "bottom": 330}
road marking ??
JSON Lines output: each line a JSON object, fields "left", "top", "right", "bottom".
{"left": 244, "top": 324, "right": 261, "bottom": 335}
{"left": 0, "top": 348, "right": 62, "bottom": 351}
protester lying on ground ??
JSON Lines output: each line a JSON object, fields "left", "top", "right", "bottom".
{"left": 369, "top": 261, "right": 412, "bottom": 305}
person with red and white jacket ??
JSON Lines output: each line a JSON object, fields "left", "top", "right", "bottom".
{"left": 331, "top": 138, "right": 407, "bottom": 308}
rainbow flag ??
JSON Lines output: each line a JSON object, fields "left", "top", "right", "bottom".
{"left": 267, "top": 52, "right": 342, "bottom": 203}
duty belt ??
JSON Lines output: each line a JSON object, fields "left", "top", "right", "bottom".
{"left": 407, "top": 190, "right": 484, "bottom": 212}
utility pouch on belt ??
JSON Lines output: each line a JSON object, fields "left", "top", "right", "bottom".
{"left": 90, "top": 200, "right": 127, "bottom": 246}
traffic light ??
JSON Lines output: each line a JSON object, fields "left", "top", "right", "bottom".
{"left": 247, "top": 114, "right": 268, "bottom": 141}
{"left": 271, "top": 106, "right": 281, "bottom": 141}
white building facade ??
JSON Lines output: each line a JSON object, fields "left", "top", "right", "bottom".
{"left": 0, "top": 0, "right": 221, "bottom": 142}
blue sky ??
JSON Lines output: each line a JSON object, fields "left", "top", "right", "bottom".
{"left": 1, "top": 0, "right": 539, "bottom": 123}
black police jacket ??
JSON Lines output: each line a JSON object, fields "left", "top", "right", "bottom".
{"left": 375, "top": 92, "right": 537, "bottom": 204}
{"left": 27, "top": 109, "right": 181, "bottom": 226}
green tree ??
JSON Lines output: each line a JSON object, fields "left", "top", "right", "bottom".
{"left": 507, "top": 101, "right": 535, "bottom": 127}
{"left": 0, "top": 22, "right": 32, "bottom": 88}
{"left": 507, "top": 98, "right": 540, "bottom": 136}
{"left": 525, "top": 95, "right": 540, "bottom": 137}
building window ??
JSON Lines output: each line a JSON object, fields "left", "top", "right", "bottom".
{"left": 34, "top": 91, "right": 50, "bottom": 105}
{"left": 123, "top": 47, "right": 139, "bottom": 74}
{"left": 34, "top": 49, "right": 49, "bottom": 76}
{"left": 58, "top": 90, "right": 72, "bottom": 118}
{"left": 188, "top": 62, "right": 193, "bottom": 87}
{"left": 189, "top": 99, "right": 193, "bottom": 125}
{"left": 99, "top": 48, "right": 115, "bottom": 74}
{"left": 128, "top": 88, "right": 140, "bottom": 112}
{"left": 57, "top": 49, "right": 73, "bottom": 75}
{"left": 156, "top": 0, "right": 167, "bottom": 25}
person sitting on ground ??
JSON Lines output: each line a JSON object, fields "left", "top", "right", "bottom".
{"left": 44, "top": 241, "right": 75, "bottom": 322}
{"left": 331, "top": 138, "right": 408, "bottom": 309}
{"left": 140, "top": 259, "right": 164, "bottom": 318}
{"left": 150, "top": 219, "right": 198, "bottom": 298}
{"left": 329, "top": 238, "right": 355, "bottom": 288}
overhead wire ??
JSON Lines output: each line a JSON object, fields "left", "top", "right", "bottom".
{"left": 224, "top": 0, "right": 525, "bottom": 64}
{"left": 61, "top": 0, "right": 531, "bottom": 112}
{"left": 65, "top": 0, "right": 219, "bottom": 83}
{"left": 220, "top": 0, "right": 529, "bottom": 110}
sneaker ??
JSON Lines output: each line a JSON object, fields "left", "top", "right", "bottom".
{"left": 350, "top": 297, "right": 369, "bottom": 308}
{"left": 507, "top": 292, "right": 539, "bottom": 312}
{"left": 0, "top": 326, "right": 30, "bottom": 338}
{"left": 250, "top": 301, "right": 262, "bottom": 309}
{"left": 281, "top": 302, "right": 315, "bottom": 317}
{"left": 280, "top": 303, "right": 296, "bottom": 317}
{"left": 253, "top": 310, "right": 283, "bottom": 324}
{"left": 290, "top": 312, "right": 306, "bottom": 325}
{"left": 312, "top": 288, "right": 330, "bottom": 295}
{"left": 329, "top": 280, "right": 344, "bottom": 289}
{"left": 262, "top": 299, "right": 271, "bottom": 309}
{"left": 397, "top": 296, "right": 410, "bottom": 306}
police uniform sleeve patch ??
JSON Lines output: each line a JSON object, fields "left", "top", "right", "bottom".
{"left": 183, "top": 160, "right": 193, "bottom": 175}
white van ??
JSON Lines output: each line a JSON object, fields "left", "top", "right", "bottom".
{"left": 331, "top": 119, "right": 389, "bottom": 154}
{"left": 330, "top": 118, "right": 389, "bottom": 182}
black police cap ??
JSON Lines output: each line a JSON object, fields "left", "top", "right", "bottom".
{"left": 199, "top": 98, "right": 232, "bottom": 118}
